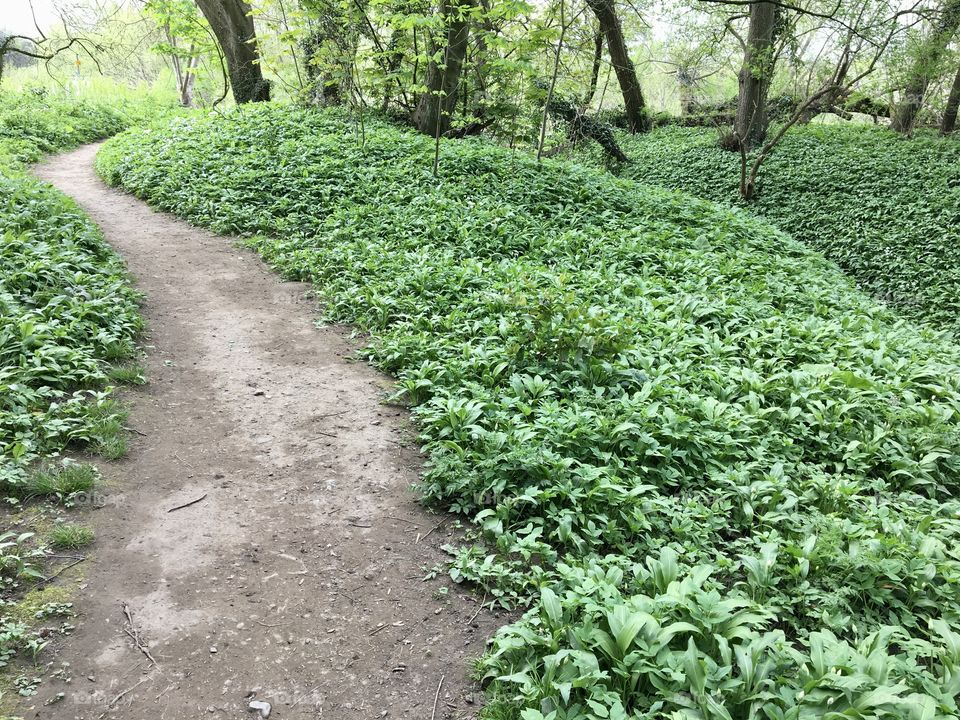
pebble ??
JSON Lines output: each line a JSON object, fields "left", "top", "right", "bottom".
{"left": 248, "top": 699, "right": 272, "bottom": 718}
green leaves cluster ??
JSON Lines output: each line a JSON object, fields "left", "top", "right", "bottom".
{"left": 590, "top": 124, "right": 960, "bottom": 337}
{"left": 486, "top": 556, "right": 960, "bottom": 719}
{"left": 97, "top": 105, "right": 960, "bottom": 717}
{"left": 0, "top": 91, "right": 143, "bottom": 487}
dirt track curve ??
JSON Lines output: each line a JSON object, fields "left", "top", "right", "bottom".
{"left": 25, "top": 144, "right": 499, "bottom": 719}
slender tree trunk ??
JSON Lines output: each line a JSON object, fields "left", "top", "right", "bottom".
{"left": 942, "top": 63, "right": 960, "bottom": 134}
{"left": 581, "top": 27, "right": 603, "bottom": 108}
{"left": 678, "top": 79, "right": 694, "bottom": 115}
{"left": 734, "top": 1, "right": 778, "bottom": 149}
{"left": 194, "top": 0, "right": 270, "bottom": 104}
{"left": 381, "top": 27, "right": 406, "bottom": 111}
{"left": 412, "top": 0, "right": 475, "bottom": 137}
{"left": 301, "top": 14, "right": 358, "bottom": 108}
{"left": 892, "top": 0, "right": 960, "bottom": 133}
{"left": 585, "top": 0, "right": 649, "bottom": 132}
{"left": 180, "top": 54, "right": 200, "bottom": 107}
{"left": 164, "top": 25, "right": 184, "bottom": 94}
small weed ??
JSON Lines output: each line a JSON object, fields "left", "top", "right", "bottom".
{"left": 101, "top": 339, "right": 136, "bottom": 361}
{"left": 107, "top": 364, "right": 146, "bottom": 385}
{"left": 6, "top": 586, "right": 72, "bottom": 625}
{"left": 13, "top": 675, "right": 41, "bottom": 697}
{"left": 85, "top": 400, "right": 129, "bottom": 459}
{"left": 92, "top": 432, "right": 127, "bottom": 460}
{"left": 22, "top": 464, "right": 98, "bottom": 501}
{"left": 47, "top": 525, "right": 93, "bottom": 550}
{"left": 33, "top": 602, "right": 74, "bottom": 620}
{"left": 0, "top": 533, "right": 45, "bottom": 588}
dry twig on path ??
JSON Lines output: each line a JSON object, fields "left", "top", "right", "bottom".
{"left": 167, "top": 493, "right": 207, "bottom": 513}
{"left": 107, "top": 675, "right": 150, "bottom": 709}
{"left": 121, "top": 602, "right": 159, "bottom": 667}
{"left": 39, "top": 556, "right": 86, "bottom": 585}
{"left": 430, "top": 674, "right": 445, "bottom": 720}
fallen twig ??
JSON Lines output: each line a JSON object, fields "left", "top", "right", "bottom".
{"left": 121, "top": 603, "right": 159, "bottom": 667}
{"left": 430, "top": 674, "right": 445, "bottom": 720}
{"left": 254, "top": 619, "right": 290, "bottom": 627}
{"left": 416, "top": 518, "right": 446, "bottom": 544}
{"left": 167, "top": 493, "right": 207, "bottom": 513}
{"left": 290, "top": 685, "right": 319, "bottom": 708}
{"left": 40, "top": 556, "right": 86, "bottom": 585}
{"left": 108, "top": 676, "right": 149, "bottom": 708}
{"left": 467, "top": 593, "right": 487, "bottom": 625}
{"left": 172, "top": 452, "right": 195, "bottom": 469}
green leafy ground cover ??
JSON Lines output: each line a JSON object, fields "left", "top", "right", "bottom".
{"left": 98, "top": 105, "right": 960, "bottom": 718}
{"left": 0, "top": 91, "right": 144, "bottom": 487}
{"left": 0, "top": 91, "right": 144, "bottom": 695}
{"left": 587, "top": 124, "right": 960, "bottom": 337}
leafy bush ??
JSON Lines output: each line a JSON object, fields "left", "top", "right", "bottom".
{"left": 0, "top": 91, "right": 144, "bottom": 487}
{"left": 590, "top": 124, "right": 960, "bottom": 337}
{"left": 98, "top": 105, "right": 960, "bottom": 717}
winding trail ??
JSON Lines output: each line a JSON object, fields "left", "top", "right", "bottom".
{"left": 26, "top": 144, "right": 498, "bottom": 719}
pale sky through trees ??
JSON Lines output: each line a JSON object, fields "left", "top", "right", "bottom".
{"left": 3, "top": 0, "right": 62, "bottom": 34}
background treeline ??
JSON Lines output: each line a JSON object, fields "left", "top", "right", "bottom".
{"left": 4, "top": 0, "right": 960, "bottom": 154}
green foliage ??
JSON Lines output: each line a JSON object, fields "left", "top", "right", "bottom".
{"left": 98, "top": 105, "right": 960, "bottom": 717}
{"left": 0, "top": 533, "right": 44, "bottom": 590}
{"left": 0, "top": 90, "right": 144, "bottom": 488}
{"left": 47, "top": 524, "right": 94, "bottom": 550}
{"left": 0, "top": 617, "right": 47, "bottom": 672}
{"left": 482, "top": 559, "right": 960, "bottom": 719}
{"left": 589, "top": 124, "right": 960, "bottom": 336}
{"left": 0, "top": 89, "right": 145, "bottom": 166}
{"left": 20, "top": 463, "right": 99, "bottom": 503}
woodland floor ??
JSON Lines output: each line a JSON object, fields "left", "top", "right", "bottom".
{"left": 19, "top": 144, "right": 499, "bottom": 719}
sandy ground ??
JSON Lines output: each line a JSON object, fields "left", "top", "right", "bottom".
{"left": 22, "top": 144, "right": 501, "bottom": 719}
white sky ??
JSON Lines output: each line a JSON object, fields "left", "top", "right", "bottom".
{"left": 2, "top": 0, "right": 62, "bottom": 35}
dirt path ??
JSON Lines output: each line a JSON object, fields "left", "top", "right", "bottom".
{"left": 25, "top": 144, "right": 499, "bottom": 719}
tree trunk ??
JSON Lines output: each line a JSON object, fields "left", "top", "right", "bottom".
{"left": 194, "top": 0, "right": 270, "bottom": 104}
{"left": 411, "top": 0, "right": 474, "bottom": 137}
{"left": 892, "top": 0, "right": 960, "bottom": 133}
{"left": 581, "top": 27, "right": 603, "bottom": 108}
{"left": 381, "top": 27, "right": 406, "bottom": 111}
{"left": 180, "top": 54, "right": 200, "bottom": 107}
{"left": 301, "top": 0, "right": 362, "bottom": 107}
{"left": 942, "top": 64, "right": 960, "bottom": 134}
{"left": 734, "top": 1, "right": 778, "bottom": 149}
{"left": 585, "top": 0, "right": 648, "bottom": 132}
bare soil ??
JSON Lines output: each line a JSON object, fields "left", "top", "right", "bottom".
{"left": 22, "top": 144, "right": 501, "bottom": 719}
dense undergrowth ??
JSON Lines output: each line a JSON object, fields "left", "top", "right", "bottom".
{"left": 587, "top": 124, "right": 960, "bottom": 337}
{"left": 0, "top": 90, "right": 145, "bottom": 488}
{"left": 0, "top": 91, "right": 145, "bottom": 692}
{"left": 98, "top": 105, "right": 960, "bottom": 718}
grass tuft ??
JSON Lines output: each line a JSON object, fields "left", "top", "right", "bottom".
{"left": 23, "top": 464, "right": 98, "bottom": 500}
{"left": 47, "top": 524, "right": 94, "bottom": 550}
{"left": 107, "top": 364, "right": 147, "bottom": 385}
